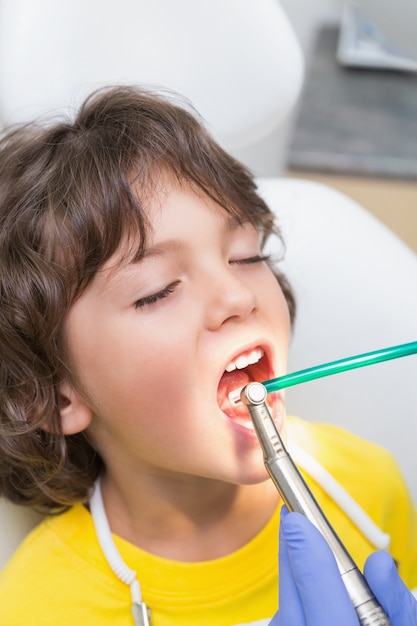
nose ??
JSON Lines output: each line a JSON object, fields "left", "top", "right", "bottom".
{"left": 204, "top": 267, "right": 257, "bottom": 330}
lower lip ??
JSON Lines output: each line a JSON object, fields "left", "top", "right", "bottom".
{"left": 227, "top": 418, "right": 261, "bottom": 445}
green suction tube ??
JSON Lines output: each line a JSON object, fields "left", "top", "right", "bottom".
{"left": 262, "top": 340, "right": 417, "bottom": 394}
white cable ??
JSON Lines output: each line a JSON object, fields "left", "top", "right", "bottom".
{"left": 89, "top": 478, "right": 142, "bottom": 604}
{"left": 289, "top": 442, "right": 391, "bottom": 550}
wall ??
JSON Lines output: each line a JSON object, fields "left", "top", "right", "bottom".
{"left": 231, "top": 0, "right": 344, "bottom": 177}
{"left": 279, "top": 0, "right": 343, "bottom": 54}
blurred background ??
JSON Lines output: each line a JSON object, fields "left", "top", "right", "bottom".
{"left": 281, "top": 0, "right": 417, "bottom": 255}
{"left": 234, "top": 0, "right": 417, "bottom": 255}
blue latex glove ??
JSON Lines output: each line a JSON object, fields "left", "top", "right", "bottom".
{"left": 269, "top": 507, "right": 417, "bottom": 626}
{"left": 365, "top": 550, "right": 417, "bottom": 626}
{"left": 270, "top": 507, "right": 358, "bottom": 626}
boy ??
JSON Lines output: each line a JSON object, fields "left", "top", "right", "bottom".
{"left": 0, "top": 85, "right": 416, "bottom": 626}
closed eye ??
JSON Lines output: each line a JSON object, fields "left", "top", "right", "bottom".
{"left": 231, "top": 254, "right": 271, "bottom": 265}
{"left": 134, "top": 281, "right": 180, "bottom": 309}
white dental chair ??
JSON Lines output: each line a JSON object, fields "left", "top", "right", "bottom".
{"left": 1, "top": 0, "right": 417, "bottom": 569}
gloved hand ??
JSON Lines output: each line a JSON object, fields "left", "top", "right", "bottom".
{"left": 270, "top": 507, "right": 358, "bottom": 626}
{"left": 269, "top": 507, "right": 417, "bottom": 626}
{"left": 365, "top": 549, "right": 417, "bottom": 626}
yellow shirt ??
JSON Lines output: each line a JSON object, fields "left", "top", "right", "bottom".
{"left": 1, "top": 416, "right": 417, "bottom": 626}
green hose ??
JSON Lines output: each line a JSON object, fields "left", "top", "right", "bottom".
{"left": 263, "top": 341, "right": 417, "bottom": 393}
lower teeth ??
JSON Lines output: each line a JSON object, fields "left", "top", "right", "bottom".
{"left": 228, "top": 387, "right": 244, "bottom": 405}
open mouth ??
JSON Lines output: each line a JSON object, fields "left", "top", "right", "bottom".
{"left": 217, "top": 346, "right": 273, "bottom": 428}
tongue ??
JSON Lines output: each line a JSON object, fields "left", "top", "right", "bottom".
{"left": 217, "top": 369, "right": 251, "bottom": 412}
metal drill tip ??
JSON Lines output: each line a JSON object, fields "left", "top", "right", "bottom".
{"left": 241, "top": 382, "right": 267, "bottom": 405}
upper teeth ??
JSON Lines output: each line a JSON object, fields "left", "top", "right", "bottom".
{"left": 225, "top": 348, "right": 264, "bottom": 372}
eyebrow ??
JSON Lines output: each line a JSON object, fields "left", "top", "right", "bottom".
{"left": 140, "top": 238, "right": 184, "bottom": 260}
{"left": 131, "top": 213, "right": 243, "bottom": 262}
{"left": 99, "top": 239, "right": 184, "bottom": 292}
{"left": 102, "top": 215, "right": 246, "bottom": 288}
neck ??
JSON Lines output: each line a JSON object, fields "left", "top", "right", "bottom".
{"left": 99, "top": 470, "right": 280, "bottom": 561}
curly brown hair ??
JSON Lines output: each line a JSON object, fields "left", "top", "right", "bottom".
{"left": 0, "top": 85, "right": 295, "bottom": 513}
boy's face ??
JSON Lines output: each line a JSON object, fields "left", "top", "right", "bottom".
{"left": 61, "top": 179, "right": 291, "bottom": 486}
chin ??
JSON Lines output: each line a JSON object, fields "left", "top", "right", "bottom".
{"left": 232, "top": 464, "right": 271, "bottom": 486}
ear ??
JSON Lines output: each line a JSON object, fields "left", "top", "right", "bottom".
{"left": 55, "top": 379, "right": 94, "bottom": 435}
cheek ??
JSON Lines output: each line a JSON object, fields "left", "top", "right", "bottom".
{"left": 79, "top": 322, "right": 194, "bottom": 418}
{"left": 261, "top": 273, "right": 291, "bottom": 334}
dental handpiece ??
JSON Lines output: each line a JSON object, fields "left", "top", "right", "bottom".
{"left": 242, "top": 382, "right": 391, "bottom": 626}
